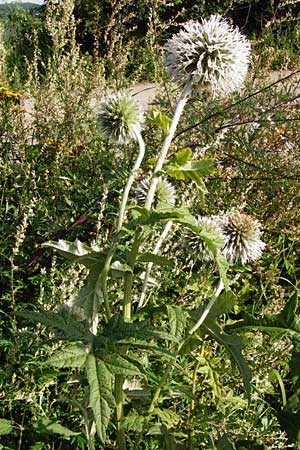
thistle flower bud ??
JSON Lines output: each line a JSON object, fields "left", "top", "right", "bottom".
{"left": 97, "top": 92, "right": 144, "bottom": 144}
{"left": 165, "top": 15, "right": 251, "bottom": 98}
{"left": 135, "top": 177, "right": 176, "bottom": 210}
{"left": 221, "top": 212, "right": 265, "bottom": 264}
{"left": 184, "top": 216, "right": 224, "bottom": 262}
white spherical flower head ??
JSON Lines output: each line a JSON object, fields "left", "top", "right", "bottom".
{"left": 135, "top": 177, "right": 176, "bottom": 209}
{"left": 184, "top": 216, "right": 224, "bottom": 262}
{"left": 165, "top": 15, "right": 251, "bottom": 98}
{"left": 221, "top": 212, "right": 265, "bottom": 265}
{"left": 97, "top": 92, "right": 144, "bottom": 144}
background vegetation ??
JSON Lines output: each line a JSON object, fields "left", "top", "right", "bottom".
{"left": 0, "top": 0, "right": 300, "bottom": 449}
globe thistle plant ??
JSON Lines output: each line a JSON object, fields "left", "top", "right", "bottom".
{"left": 135, "top": 177, "right": 176, "bottom": 210}
{"left": 184, "top": 216, "right": 224, "bottom": 262}
{"left": 165, "top": 15, "right": 251, "bottom": 98}
{"left": 221, "top": 212, "right": 265, "bottom": 265}
{"left": 97, "top": 92, "right": 144, "bottom": 144}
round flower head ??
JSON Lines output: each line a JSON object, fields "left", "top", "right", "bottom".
{"left": 135, "top": 177, "right": 176, "bottom": 209}
{"left": 221, "top": 212, "right": 265, "bottom": 265}
{"left": 165, "top": 15, "right": 251, "bottom": 98}
{"left": 184, "top": 216, "right": 224, "bottom": 262}
{"left": 97, "top": 92, "right": 144, "bottom": 144}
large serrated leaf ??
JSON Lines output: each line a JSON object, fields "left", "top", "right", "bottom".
{"left": 42, "top": 239, "right": 106, "bottom": 269}
{"left": 85, "top": 354, "right": 115, "bottom": 443}
{"left": 102, "top": 315, "right": 178, "bottom": 343}
{"left": 47, "top": 344, "right": 87, "bottom": 369}
{"left": 102, "top": 354, "right": 143, "bottom": 376}
{"left": 227, "top": 293, "right": 300, "bottom": 342}
{"left": 17, "top": 310, "right": 89, "bottom": 341}
{"left": 34, "top": 418, "right": 80, "bottom": 437}
{"left": 204, "top": 319, "right": 251, "bottom": 400}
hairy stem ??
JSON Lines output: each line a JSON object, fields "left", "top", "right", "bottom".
{"left": 189, "top": 279, "right": 225, "bottom": 335}
{"left": 145, "top": 79, "right": 192, "bottom": 210}
{"left": 138, "top": 220, "right": 173, "bottom": 309}
{"left": 117, "top": 130, "right": 145, "bottom": 232}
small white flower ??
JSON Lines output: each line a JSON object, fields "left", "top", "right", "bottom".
{"left": 184, "top": 216, "right": 224, "bottom": 262}
{"left": 97, "top": 92, "right": 144, "bottom": 144}
{"left": 135, "top": 177, "right": 176, "bottom": 209}
{"left": 221, "top": 212, "right": 265, "bottom": 264}
{"left": 165, "top": 15, "right": 251, "bottom": 98}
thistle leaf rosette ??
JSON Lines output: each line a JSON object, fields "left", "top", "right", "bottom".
{"left": 221, "top": 212, "right": 265, "bottom": 265}
{"left": 165, "top": 15, "right": 251, "bottom": 98}
{"left": 97, "top": 92, "right": 144, "bottom": 144}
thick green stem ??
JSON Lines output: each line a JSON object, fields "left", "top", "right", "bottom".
{"left": 145, "top": 79, "right": 192, "bottom": 210}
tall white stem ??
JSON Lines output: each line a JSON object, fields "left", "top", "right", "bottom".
{"left": 138, "top": 220, "right": 173, "bottom": 309}
{"left": 189, "top": 279, "right": 225, "bottom": 335}
{"left": 117, "top": 130, "right": 145, "bottom": 232}
{"left": 144, "top": 79, "right": 193, "bottom": 210}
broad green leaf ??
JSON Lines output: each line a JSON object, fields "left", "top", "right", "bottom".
{"left": 204, "top": 319, "right": 251, "bottom": 400}
{"left": 102, "top": 354, "right": 143, "bottom": 376}
{"left": 147, "top": 109, "right": 172, "bottom": 135}
{"left": 137, "top": 252, "right": 174, "bottom": 267}
{"left": 0, "top": 419, "right": 13, "bottom": 435}
{"left": 120, "top": 340, "right": 176, "bottom": 359}
{"left": 42, "top": 239, "right": 106, "bottom": 269}
{"left": 167, "top": 305, "right": 188, "bottom": 339}
{"left": 47, "top": 344, "right": 87, "bottom": 369}
{"left": 17, "top": 310, "right": 89, "bottom": 341}
{"left": 86, "top": 354, "right": 115, "bottom": 443}
{"left": 227, "top": 293, "right": 300, "bottom": 342}
{"left": 34, "top": 418, "right": 80, "bottom": 437}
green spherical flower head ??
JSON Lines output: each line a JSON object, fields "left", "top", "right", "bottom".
{"left": 221, "top": 212, "right": 265, "bottom": 265}
{"left": 184, "top": 216, "right": 224, "bottom": 262}
{"left": 97, "top": 92, "right": 144, "bottom": 144}
{"left": 165, "top": 15, "right": 251, "bottom": 98}
{"left": 135, "top": 177, "right": 176, "bottom": 210}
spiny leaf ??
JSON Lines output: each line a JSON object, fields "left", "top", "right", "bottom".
{"left": 34, "top": 418, "right": 80, "bottom": 437}
{"left": 173, "top": 147, "right": 192, "bottom": 165}
{"left": 85, "top": 354, "right": 115, "bottom": 443}
{"left": 102, "top": 354, "right": 143, "bottom": 376}
{"left": 17, "top": 310, "right": 89, "bottom": 341}
{"left": 102, "top": 315, "right": 178, "bottom": 343}
{"left": 47, "top": 344, "right": 87, "bottom": 369}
